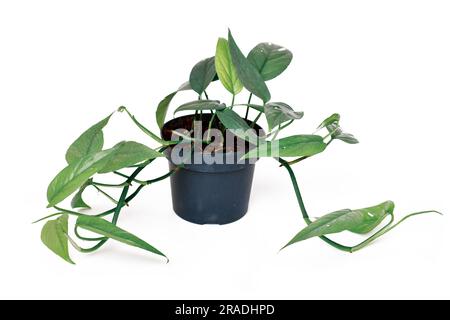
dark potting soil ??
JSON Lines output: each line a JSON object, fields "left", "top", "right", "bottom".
{"left": 161, "top": 114, "right": 264, "bottom": 153}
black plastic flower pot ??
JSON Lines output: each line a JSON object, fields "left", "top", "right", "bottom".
{"left": 161, "top": 114, "right": 262, "bottom": 225}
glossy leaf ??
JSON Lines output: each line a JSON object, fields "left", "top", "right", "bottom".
{"left": 189, "top": 57, "right": 216, "bottom": 95}
{"left": 76, "top": 215, "right": 167, "bottom": 259}
{"left": 174, "top": 100, "right": 225, "bottom": 114}
{"left": 71, "top": 179, "right": 92, "bottom": 209}
{"left": 98, "top": 141, "right": 164, "bottom": 174}
{"left": 247, "top": 42, "right": 293, "bottom": 81}
{"left": 283, "top": 201, "right": 395, "bottom": 248}
{"left": 215, "top": 38, "right": 243, "bottom": 95}
{"left": 41, "top": 214, "right": 74, "bottom": 264}
{"left": 216, "top": 108, "right": 259, "bottom": 145}
{"left": 348, "top": 201, "right": 395, "bottom": 234}
{"left": 243, "top": 135, "right": 326, "bottom": 159}
{"left": 228, "top": 30, "right": 271, "bottom": 103}
{"left": 47, "top": 149, "right": 116, "bottom": 207}
{"left": 65, "top": 114, "right": 112, "bottom": 164}
{"left": 264, "top": 102, "right": 304, "bottom": 131}
{"left": 156, "top": 82, "right": 192, "bottom": 129}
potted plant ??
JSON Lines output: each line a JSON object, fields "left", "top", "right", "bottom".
{"left": 35, "top": 30, "right": 440, "bottom": 264}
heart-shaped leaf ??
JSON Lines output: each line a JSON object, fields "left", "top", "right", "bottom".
{"left": 216, "top": 108, "right": 260, "bottom": 145}
{"left": 156, "top": 82, "right": 192, "bottom": 128}
{"left": 283, "top": 201, "right": 395, "bottom": 248}
{"left": 247, "top": 42, "right": 293, "bottom": 81}
{"left": 41, "top": 214, "right": 74, "bottom": 264}
{"left": 264, "top": 102, "right": 304, "bottom": 131}
{"left": 189, "top": 57, "right": 216, "bottom": 95}
{"left": 215, "top": 38, "right": 243, "bottom": 95}
{"left": 65, "top": 114, "right": 112, "bottom": 164}
{"left": 76, "top": 215, "right": 167, "bottom": 259}
{"left": 228, "top": 30, "right": 271, "bottom": 103}
{"left": 243, "top": 135, "right": 326, "bottom": 159}
{"left": 173, "top": 100, "right": 225, "bottom": 114}
{"left": 98, "top": 141, "right": 164, "bottom": 174}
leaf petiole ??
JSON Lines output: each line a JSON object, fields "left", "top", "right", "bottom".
{"left": 350, "top": 210, "right": 442, "bottom": 252}
{"left": 119, "top": 106, "right": 176, "bottom": 146}
{"left": 92, "top": 181, "right": 130, "bottom": 188}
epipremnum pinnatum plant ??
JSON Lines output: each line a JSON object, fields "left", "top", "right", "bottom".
{"left": 35, "top": 29, "right": 441, "bottom": 264}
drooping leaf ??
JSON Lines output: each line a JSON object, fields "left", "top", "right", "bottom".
{"left": 41, "top": 214, "right": 74, "bottom": 264}
{"left": 173, "top": 100, "right": 225, "bottom": 114}
{"left": 326, "top": 123, "right": 359, "bottom": 144}
{"left": 98, "top": 141, "right": 164, "bottom": 174}
{"left": 228, "top": 30, "right": 271, "bottom": 103}
{"left": 189, "top": 57, "right": 216, "bottom": 95}
{"left": 65, "top": 114, "right": 112, "bottom": 164}
{"left": 47, "top": 149, "right": 116, "bottom": 207}
{"left": 317, "top": 113, "right": 340, "bottom": 130}
{"left": 334, "top": 131, "right": 359, "bottom": 144}
{"left": 156, "top": 92, "right": 176, "bottom": 129}
{"left": 216, "top": 108, "right": 260, "bottom": 145}
{"left": 156, "top": 82, "right": 192, "bottom": 129}
{"left": 215, "top": 38, "right": 243, "bottom": 95}
{"left": 243, "top": 135, "right": 326, "bottom": 159}
{"left": 283, "top": 201, "right": 396, "bottom": 248}
{"left": 264, "top": 102, "right": 304, "bottom": 131}
{"left": 76, "top": 215, "right": 167, "bottom": 259}
{"left": 247, "top": 42, "right": 293, "bottom": 81}
{"left": 71, "top": 179, "right": 92, "bottom": 209}
{"left": 319, "top": 113, "right": 359, "bottom": 144}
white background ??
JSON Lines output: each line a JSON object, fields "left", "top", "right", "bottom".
{"left": 1, "top": 0, "right": 449, "bottom": 300}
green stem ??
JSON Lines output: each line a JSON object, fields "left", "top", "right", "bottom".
{"left": 204, "top": 91, "right": 209, "bottom": 100}
{"left": 351, "top": 210, "right": 442, "bottom": 252}
{"left": 279, "top": 158, "right": 442, "bottom": 252}
{"left": 53, "top": 206, "right": 83, "bottom": 217}
{"left": 278, "top": 158, "right": 353, "bottom": 252}
{"left": 92, "top": 185, "right": 120, "bottom": 205}
{"left": 206, "top": 112, "right": 217, "bottom": 143}
{"left": 86, "top": 166, "right": 144, "bottom": 251}
{"left": 32, "top": 212, "right": 64, "bottom": 224}
{"left": 92, "top": 181, "right": 129, "bottom": 188}
{"left": 280, "top": 156, "right": 309, "bottom": 167}
{"left": 146, "top": 170, "right": 176, "bottom": 184}
{"left": 111, "top": 166, "right": 146, "bottom": 225}
{"left": 244, "top": 93, "right": 253, "bottom": 120}
{"left": 119, "top": 106, "right": 175, "bottom": 146}
{"left": 279, "top": 138, "right": 333, "bottom": 167}
{"left": 271, "top": 125, "right": 281, "bottom": 141}
{"left": 230, "top": 95, "right": 235, "bottom": 109}
{"left": 95, "top": 170, "right": 175, "bottom": 218}
{"left": 113, "top": 171, "right": 146, "bottom": 185}
{"left": 251, "top": 111, "right": 263, "bottom": 128}
{"left": 74, "top": 225, "right": 107, "bottom": 242}
{"left": 266, "top": 119, "right": 295, "bottom": 139}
